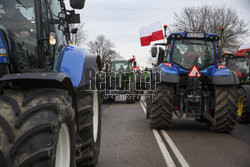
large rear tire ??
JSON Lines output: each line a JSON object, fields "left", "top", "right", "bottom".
{"left": 208, "top": 86, "right": 237, "bottom": 132}
{"left": 149, "top": 84, "right": 174, "bottom": 130}
{"left": 0, "top": 89, "right": 76, "bottom": 167}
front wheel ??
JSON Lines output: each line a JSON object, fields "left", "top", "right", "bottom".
{"left": 76, "top": 86, "right": 101, "bottom": 167}
{"left": 0, "top": 89, "right": 76, "bottom": 167}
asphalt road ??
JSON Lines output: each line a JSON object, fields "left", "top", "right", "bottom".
{"left": 97, "top": 101, "right": 250, "bottom": 167}
{"left": 97, "top": 101, "right": 166, "bottom": 167}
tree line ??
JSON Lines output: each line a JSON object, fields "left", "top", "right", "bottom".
{"left": 69, "top": 24, "right": 122, "bottom": 61}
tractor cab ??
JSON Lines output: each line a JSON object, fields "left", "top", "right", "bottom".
{"left": 110, "top": 60, "right": 131, "bottom": 72}
{"left": 152, "top": 32, "right": 220, "bottom": 72}
{"left": 224, "top": 51, "right": 250, "bottom": 83}
{"left": 169, "top": 33, "right": 219, "bottom": 71}
{"left": 0, "top": 0, "right": 82, "bottom": 74}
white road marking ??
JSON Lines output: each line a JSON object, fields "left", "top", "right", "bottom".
{"left": 152, "top": 129, "right": 176, "bottom": 167}
{"left": 161, "top": 130, "right": 190, "bottom": 167}
{"left": 140, "top": 99, "right": 147, "bottom": 114}
{"left": 140, "top": 98, "right": 175, "bottom": 167}
{"left": 140, "top": 96, "right": 190, "bottom": 167}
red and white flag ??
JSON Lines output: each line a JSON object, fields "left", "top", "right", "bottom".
{"left": 139, "top": 22, "right": 164, "bottom": 47}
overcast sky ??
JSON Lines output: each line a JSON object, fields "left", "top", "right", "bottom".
{"left": 75, "top": 0, "right": 250, "bottom": 67}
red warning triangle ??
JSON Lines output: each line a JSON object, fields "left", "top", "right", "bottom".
{"left": 188, "top": 66, "right": 201, "bottom": 78}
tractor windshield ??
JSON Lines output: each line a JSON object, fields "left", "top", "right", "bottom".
{"left": 227, "top": 58, "right": 250, "bottom": 75}
{"left": 171, "top": 39, "right": 216, "bottom": 70}
{"left": 111, "top": 61, "right": 129, "bottom": 72}
{"left": 0, "top": 0, "right": 37, "bottom": 70}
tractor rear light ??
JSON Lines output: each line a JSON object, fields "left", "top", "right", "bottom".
{"left": 237, "top": 71, "right": 243, "bottom": 78}
{"left": 217, "top": 65, "right": 226, "bottom": 69}
{"left": 163, "top": 63, "right": 172, "bottom": 67}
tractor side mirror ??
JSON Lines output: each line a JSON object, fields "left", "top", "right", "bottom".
{"left": 157, "top": 47, "right": 165, "bottom": 65}
{"left": 71, "top": 28, "right": 78, "bottom": 34}
{"left": 70, "top": 0, "right": 86, "bottom": 9}
{"left": 151, "top": 47, "right": 157, "bottom": 58}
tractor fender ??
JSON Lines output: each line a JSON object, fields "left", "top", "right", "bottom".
{"left": 0, "top": 72, "right": 77, "bottom": 109}
{"left": 0, "top": 72, "right": 81, "bottom": 129}
{"left": 56, "top": 45, "right": 101, "bottom": 88}
{"left": 211, "top": 71, "right": 240, "bottom": 85}
{"left": 152, "top": 66, "right": 180, "bottom": 83}
{"left": 241, "top": 85, "right": 250, "bottom": 113}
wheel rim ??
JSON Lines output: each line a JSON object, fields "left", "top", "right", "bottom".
{"left": 237, "top": 96, "right": 243, "bottom": 116}
{"left": 55, "top": 123, "right": 71, "bottom": 167}
{"left": 93, "top": 90, "right": 99, "bottom": 142}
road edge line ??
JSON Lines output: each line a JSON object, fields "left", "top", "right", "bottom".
{"left": 140, "top": 98, "right": 176, "bottom": 167}
{"left": 161, "top": 130, "right": 190, "bottom": 167}
{"left": 152, "top": 130, "right": 176, "bottom": 167}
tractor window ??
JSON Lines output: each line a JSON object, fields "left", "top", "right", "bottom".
{"left": 41, "top": 0, "right": 65, "bottom": 70}
{"left": 227, "top": 58, "right": 250, "bottom": 74}
{"left": 0, "top": 0, "right": 38, "bottom": 72}
{"left": 40, "top": 0, "right": 55, "bottom": 69}
{"left": 49, "top": 0, "right": 65, "bottom": 70}
{"left": 49, "top": 0, "right": 64, "bottom": 50}
{"left": 171, "top": 39, "right": 216, "bottom": 70}
{"left": 111, "top": 62, "right": 128, "bottom": 72}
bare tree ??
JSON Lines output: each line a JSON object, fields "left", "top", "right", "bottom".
{"left": 87, "top": 35, "right": 122, "bottom": 60}
{"left": 172, "top": 6, "right": 249, "bottom": 51}
{"left": 69, "top": 23, "right": 87, "bottom": 46}
{"left": 112, "top": 52, "right": 124, "bottom": 60}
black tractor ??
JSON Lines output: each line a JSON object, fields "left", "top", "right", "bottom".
{"left": 0, "top": 0, "right": 102, "bottom": 166}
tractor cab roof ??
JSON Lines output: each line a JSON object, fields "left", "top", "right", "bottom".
{"left": 111, "top": 60, "right": 128, "bottom": 63}
{"left": 168, "top": 32, "right": 220, "bottom": 41}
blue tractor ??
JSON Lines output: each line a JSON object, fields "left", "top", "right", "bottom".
{"left": 148, "top": 31, "right": 239, "bottom": 132}
{"left": 0, "top": 0, "right": 102, "bottom": 166}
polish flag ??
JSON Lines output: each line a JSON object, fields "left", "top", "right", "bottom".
{"left": 139, "top": 22, "right": 164, "bottom": 47}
